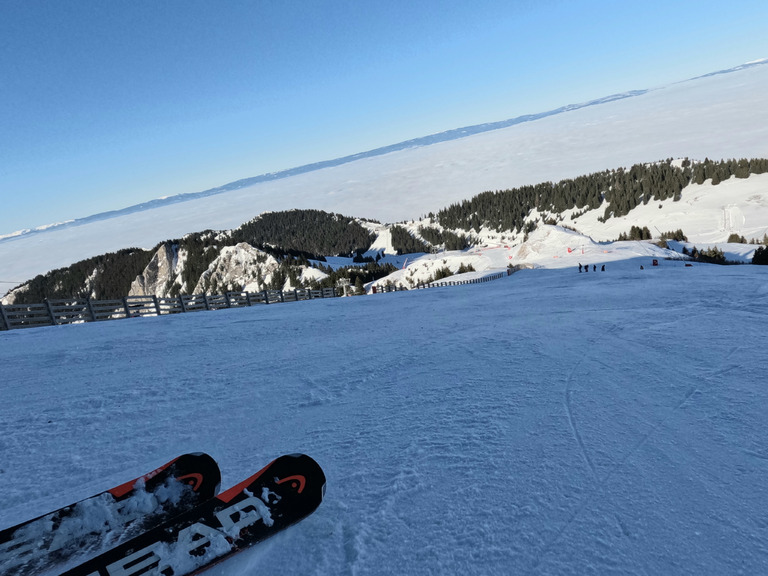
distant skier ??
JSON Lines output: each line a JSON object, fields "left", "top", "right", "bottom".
{"left": 601, "top": 264, "right": 605, "bottom": 271}
{"left": 584, "top": 264, "right": 589, "bottom": 272}
{"left": 578, "top": 263, "right": 583, "bottom": 273}
{"left": 593, "top": 265, "right": 596, "bottom": 272}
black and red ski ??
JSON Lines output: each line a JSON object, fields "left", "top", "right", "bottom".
{"left": 62, "top": 453, "right": 326, "bottom": 576}
{"left": 0, "top": 452, "right": 221, "bottom": 576}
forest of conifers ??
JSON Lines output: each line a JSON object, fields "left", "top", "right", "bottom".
{"left": 435, "top": 157, "right": 768, "bottom": 233}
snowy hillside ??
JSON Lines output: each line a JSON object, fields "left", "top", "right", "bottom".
{"left": 367, "top": 226, "right": 682, "bottom": 292}
{"left": 572, "top": 172, "right": 768, "bottom": 244}
{"left": 1, "top": 263, "right": 766, "bottom": 574}
{"left": 1, "top": 61, "right": 768, "bottom": 288}
{"left": 4, "top": 163, "right": 768, "bottom": 306}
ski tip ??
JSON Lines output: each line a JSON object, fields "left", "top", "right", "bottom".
{"left": 107, "top": 452, "right": 222, "bottom": 500}
{"left": 272, "top": 453, "right": 326, "bottom": 508}
{"left": 173, "top": 453, "right": 222, "bottom": 499}
{"left": 218, "top": 453, "right": 326, "bottom": 507}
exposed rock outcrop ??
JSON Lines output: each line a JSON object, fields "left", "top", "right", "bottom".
{"left": 192, "top": 243, "right": 281, "bottom": 294}
{"left": 128, "top": 243, "right": 182, "bottom": 297}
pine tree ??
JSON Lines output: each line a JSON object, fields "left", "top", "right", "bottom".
{"left": 753, "top": 246, "right": 768, "bottom": 265}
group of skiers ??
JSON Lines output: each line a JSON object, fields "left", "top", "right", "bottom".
{"left": 578, "top": 263, "right": 605, "bottom": 273}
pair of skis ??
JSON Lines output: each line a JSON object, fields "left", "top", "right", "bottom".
{"left": 0, "top": 453, "right": 325, "bottom": 576}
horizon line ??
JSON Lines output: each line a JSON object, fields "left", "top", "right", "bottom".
{"left": 2, "top": 57, "right": 766, "bottom": 242}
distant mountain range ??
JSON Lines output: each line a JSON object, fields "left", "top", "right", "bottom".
{"left": 0, "top": 88, "right": 650, "bottom": 242}
{"left": 4, "top": 58, "right": 766, "bottom": 243}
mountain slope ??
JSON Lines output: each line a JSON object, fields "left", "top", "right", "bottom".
{"left": 1, "top": 60, "right": 768, "bottom": 289}
{"left": 4, "top": 159, "right": 768, "bottom": 304}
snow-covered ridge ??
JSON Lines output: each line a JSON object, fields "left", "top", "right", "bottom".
{"left": 686, "top": 57, "right": 768, "bottom": 81}
{"left": 0, "top": 220, "right": 76, "bottom": 241}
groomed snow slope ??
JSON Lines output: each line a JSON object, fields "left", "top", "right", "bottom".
{"left": 1, "top": 262, "right": 767, "bottom": 575}
{"left": 2, "top": 62, "right": 768, "bottom": 285}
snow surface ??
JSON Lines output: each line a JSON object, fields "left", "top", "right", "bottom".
{"left": 2, "top": 62, "right": 768, "bottom": 286}
{"left": 1, "top": 262, "right": 767, "bottom": 575}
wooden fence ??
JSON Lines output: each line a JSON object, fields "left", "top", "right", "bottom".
{"left": 0, "top": 270, "right": 513, "bottom": 331}
{"left": 0, "top": 287, "right": 337, "bottom": 331}
{"left": 372, "top": 270, "right": 509, "bottom": 293}
{"left": 418, "top": 271, "right": 507, "bottom": 288}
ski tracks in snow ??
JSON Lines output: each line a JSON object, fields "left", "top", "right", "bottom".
{"left": 564, "top": 359, "right": 597, "bottom": 480}
{"left": 533, "top": 334, "right": 746, "bottom": 573}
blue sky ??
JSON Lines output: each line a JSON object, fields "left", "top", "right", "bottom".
{"left": 1, "top": 0, "right": 766, "bottom": 234}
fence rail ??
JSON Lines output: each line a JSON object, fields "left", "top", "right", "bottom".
{"left": 418, "top": 271, "right": 507, "bottom": 288}
{"left": 0, "top": 287, "right": 338, "bottom": 331}
{"left": 371, "top": 270, "right": 509, "bottom": 293}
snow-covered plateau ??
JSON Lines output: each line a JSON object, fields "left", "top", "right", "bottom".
{"left": 1, "top": 261, "right": 766, "bottom": 575}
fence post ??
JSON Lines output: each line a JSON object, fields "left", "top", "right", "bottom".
{"left": 279, "top": 290, "right": 285, "bottom": 303}
{"left": 152, "top": 295, "right": 161, "bottom": 316}
{"left": 203, "top": 294, "right": 210, "bottom": 310}
{"left": 262, "top": 290, "right": 270, "bottom": 304}
{"left": 225, "top": 293, "right": 232, "bottom": 308}
{"left": 0, "top": 303, "right": 10, "bottom": 330}
{"left": 245, "top": 292, "right": 252, "bottom": 306}
{"left": 45, "top": 299, "right": 57, "bottom": 326}
{"left": 122, "top": 297, "right": 131, "bottom": 318}
{"left": 178, "top": 295, "right": 187, "bottom": 313}
{"left": 86, "top": 299, "right": 97, "bottom": 322}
